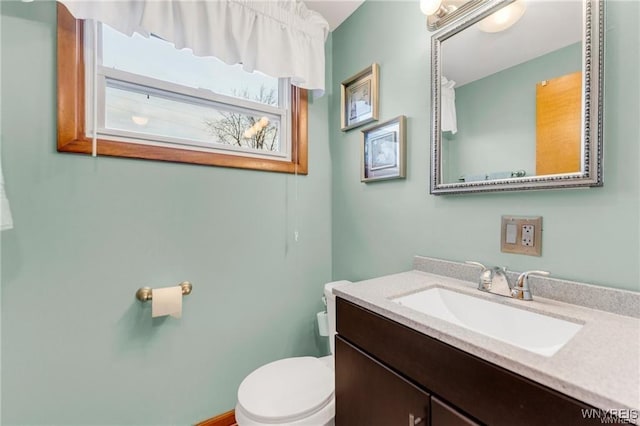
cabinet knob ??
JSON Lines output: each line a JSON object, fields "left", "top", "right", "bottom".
{"left": 409, "top": 413, "right": 423, "bottom": 425}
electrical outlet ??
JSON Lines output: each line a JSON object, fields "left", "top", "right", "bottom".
{"left": 501, "top": 216, "right": 542, "bottom": 256}
{"left": 522, "top": 225, "right": 535, "bottom": 246}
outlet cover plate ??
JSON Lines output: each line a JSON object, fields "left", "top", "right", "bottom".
{"left": 501, "top": 216, "right": 542, "bottom": 256}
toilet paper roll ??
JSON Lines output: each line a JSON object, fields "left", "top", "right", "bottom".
{"left": 317, "top": 311, "right": 329, "bottom": 336}
{"left": 152, "top": 286, "right": 182, "bottom": 318}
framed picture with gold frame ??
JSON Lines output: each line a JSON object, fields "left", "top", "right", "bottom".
{"left": 341, "top": 63, "right": 379, "bottom": 131}
{"left": 361, "top": 116, "right": 406, "bottom": 182}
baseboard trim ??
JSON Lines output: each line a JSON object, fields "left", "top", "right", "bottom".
{"left": 195, "top": 409, "right": 236, "bottom": 426}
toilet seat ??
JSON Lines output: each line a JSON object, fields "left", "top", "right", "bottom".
{"left": 236, "top": 357, "right": 334, "bottom": 425}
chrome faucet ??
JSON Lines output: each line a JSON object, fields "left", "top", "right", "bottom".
{"left": 466, "top": 261, "right": 549, "bottom": 301}
{"left": 511, "top": 270, "right": 550, "bottom": 300}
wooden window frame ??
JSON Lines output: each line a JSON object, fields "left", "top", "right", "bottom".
{"left": 56, "top": 3, "right": 308, "bottom": 174}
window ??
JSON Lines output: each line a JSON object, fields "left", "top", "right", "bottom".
{"left": 57, "top": 4, "right": 308, "bottom": 174}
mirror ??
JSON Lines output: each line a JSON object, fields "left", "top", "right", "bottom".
{"left": 430, "top": 0, "right": 603, "bottom": 194}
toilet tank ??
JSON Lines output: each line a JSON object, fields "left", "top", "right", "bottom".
{"left": 324, "top": 281, "right": 351, "bottom": 355}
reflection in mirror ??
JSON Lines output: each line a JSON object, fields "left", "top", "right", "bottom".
{"left": 442, "top": 1, "right": 582, "bottom": 183}
{"left": 430, "top": 0, "right": 603, "bottom": 194}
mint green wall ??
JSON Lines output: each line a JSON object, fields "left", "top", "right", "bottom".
{"left": 331, "top": 1, "right": 639, "bottom": 292}
{"left": 1, "top": 1, "right": 639, "bottom": 424}
{"left": 1, "top": 2, "right": 332, "bottom": 424}
{"left": 444, "top": 42, "right": 582, "bottom": 182}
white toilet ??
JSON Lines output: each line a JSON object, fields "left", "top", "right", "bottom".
{"left": 235, "top": 281, "right": 348, "bottom": 426}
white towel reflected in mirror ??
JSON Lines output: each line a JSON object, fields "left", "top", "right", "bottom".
{"left": 441, "top": 76, "right": 458, "bottom": 134}
{"left": 1, "top": 161, "right": 13, "bottom": 231}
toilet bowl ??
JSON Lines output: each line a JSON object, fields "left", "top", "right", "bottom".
{"left": 235, "top": 281, "right": 349, "bottom": 426}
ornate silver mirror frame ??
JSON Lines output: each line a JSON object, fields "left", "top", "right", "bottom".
{"left": 430, "top": 0, "right": 604, "bottom": 195}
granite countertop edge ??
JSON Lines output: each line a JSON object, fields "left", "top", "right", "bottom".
{"left": 333, "top": 269, "right": 640, "bottom": 414}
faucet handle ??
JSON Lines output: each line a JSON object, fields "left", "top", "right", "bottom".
{"left": 465, "top": 261, "right": 487, "bottom": 270}
{"left": 512, "top": 270, "right": 550, "bottom": 300}
{"left": 516, "top": 270, "right": 550, "bottom": 286}
{"left": 465, "top": 261, "right": 493, "bottom": 290}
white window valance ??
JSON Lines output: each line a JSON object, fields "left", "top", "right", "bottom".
{"left": 58, "top": 0, "right": 329, "bottom": 94}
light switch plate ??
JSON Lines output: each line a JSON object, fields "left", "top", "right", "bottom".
{"left": 506, "top": 223, "right": 517, "bottom": 244}
{"left": 501, "top": 216, "right": 542, "bottom": 256}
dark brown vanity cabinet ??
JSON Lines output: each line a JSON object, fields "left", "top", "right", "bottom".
{"left": 335, "top": 297, "right": 611, "bottom": 426}
{"left": 335, "top": 336, "right": 430, "bottom": 425}
{"left": 431, "top": 397, "right": 479, "bottom": 426}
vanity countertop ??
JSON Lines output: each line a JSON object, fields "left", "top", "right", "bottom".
{"left": 334, "top": 269, "right": 640, "bottom": 414}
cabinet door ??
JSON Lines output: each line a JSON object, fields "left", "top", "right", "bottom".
{"left": 431, "top": 397, "right": 480, "bottom": 426}
{"left": 336, "top": 336, "right": 429, "bottom": 426}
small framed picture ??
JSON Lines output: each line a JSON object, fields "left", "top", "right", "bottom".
{"left": 361, "top": 116, "right": 407, "bottom": 182}
{"left": 341, "top": 63, "right": 379, "bottom": 131}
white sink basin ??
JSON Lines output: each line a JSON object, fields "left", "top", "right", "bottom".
{"left": 392, "top": 287, "right": 582, "bottom": 357}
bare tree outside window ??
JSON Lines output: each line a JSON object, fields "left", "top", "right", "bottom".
{"left": 204, "top": 86, "right": 280, "bottom": 152}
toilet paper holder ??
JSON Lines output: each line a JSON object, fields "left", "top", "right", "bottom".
{"left": 135, "top": 281, "right": 193, "bottom": 302}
